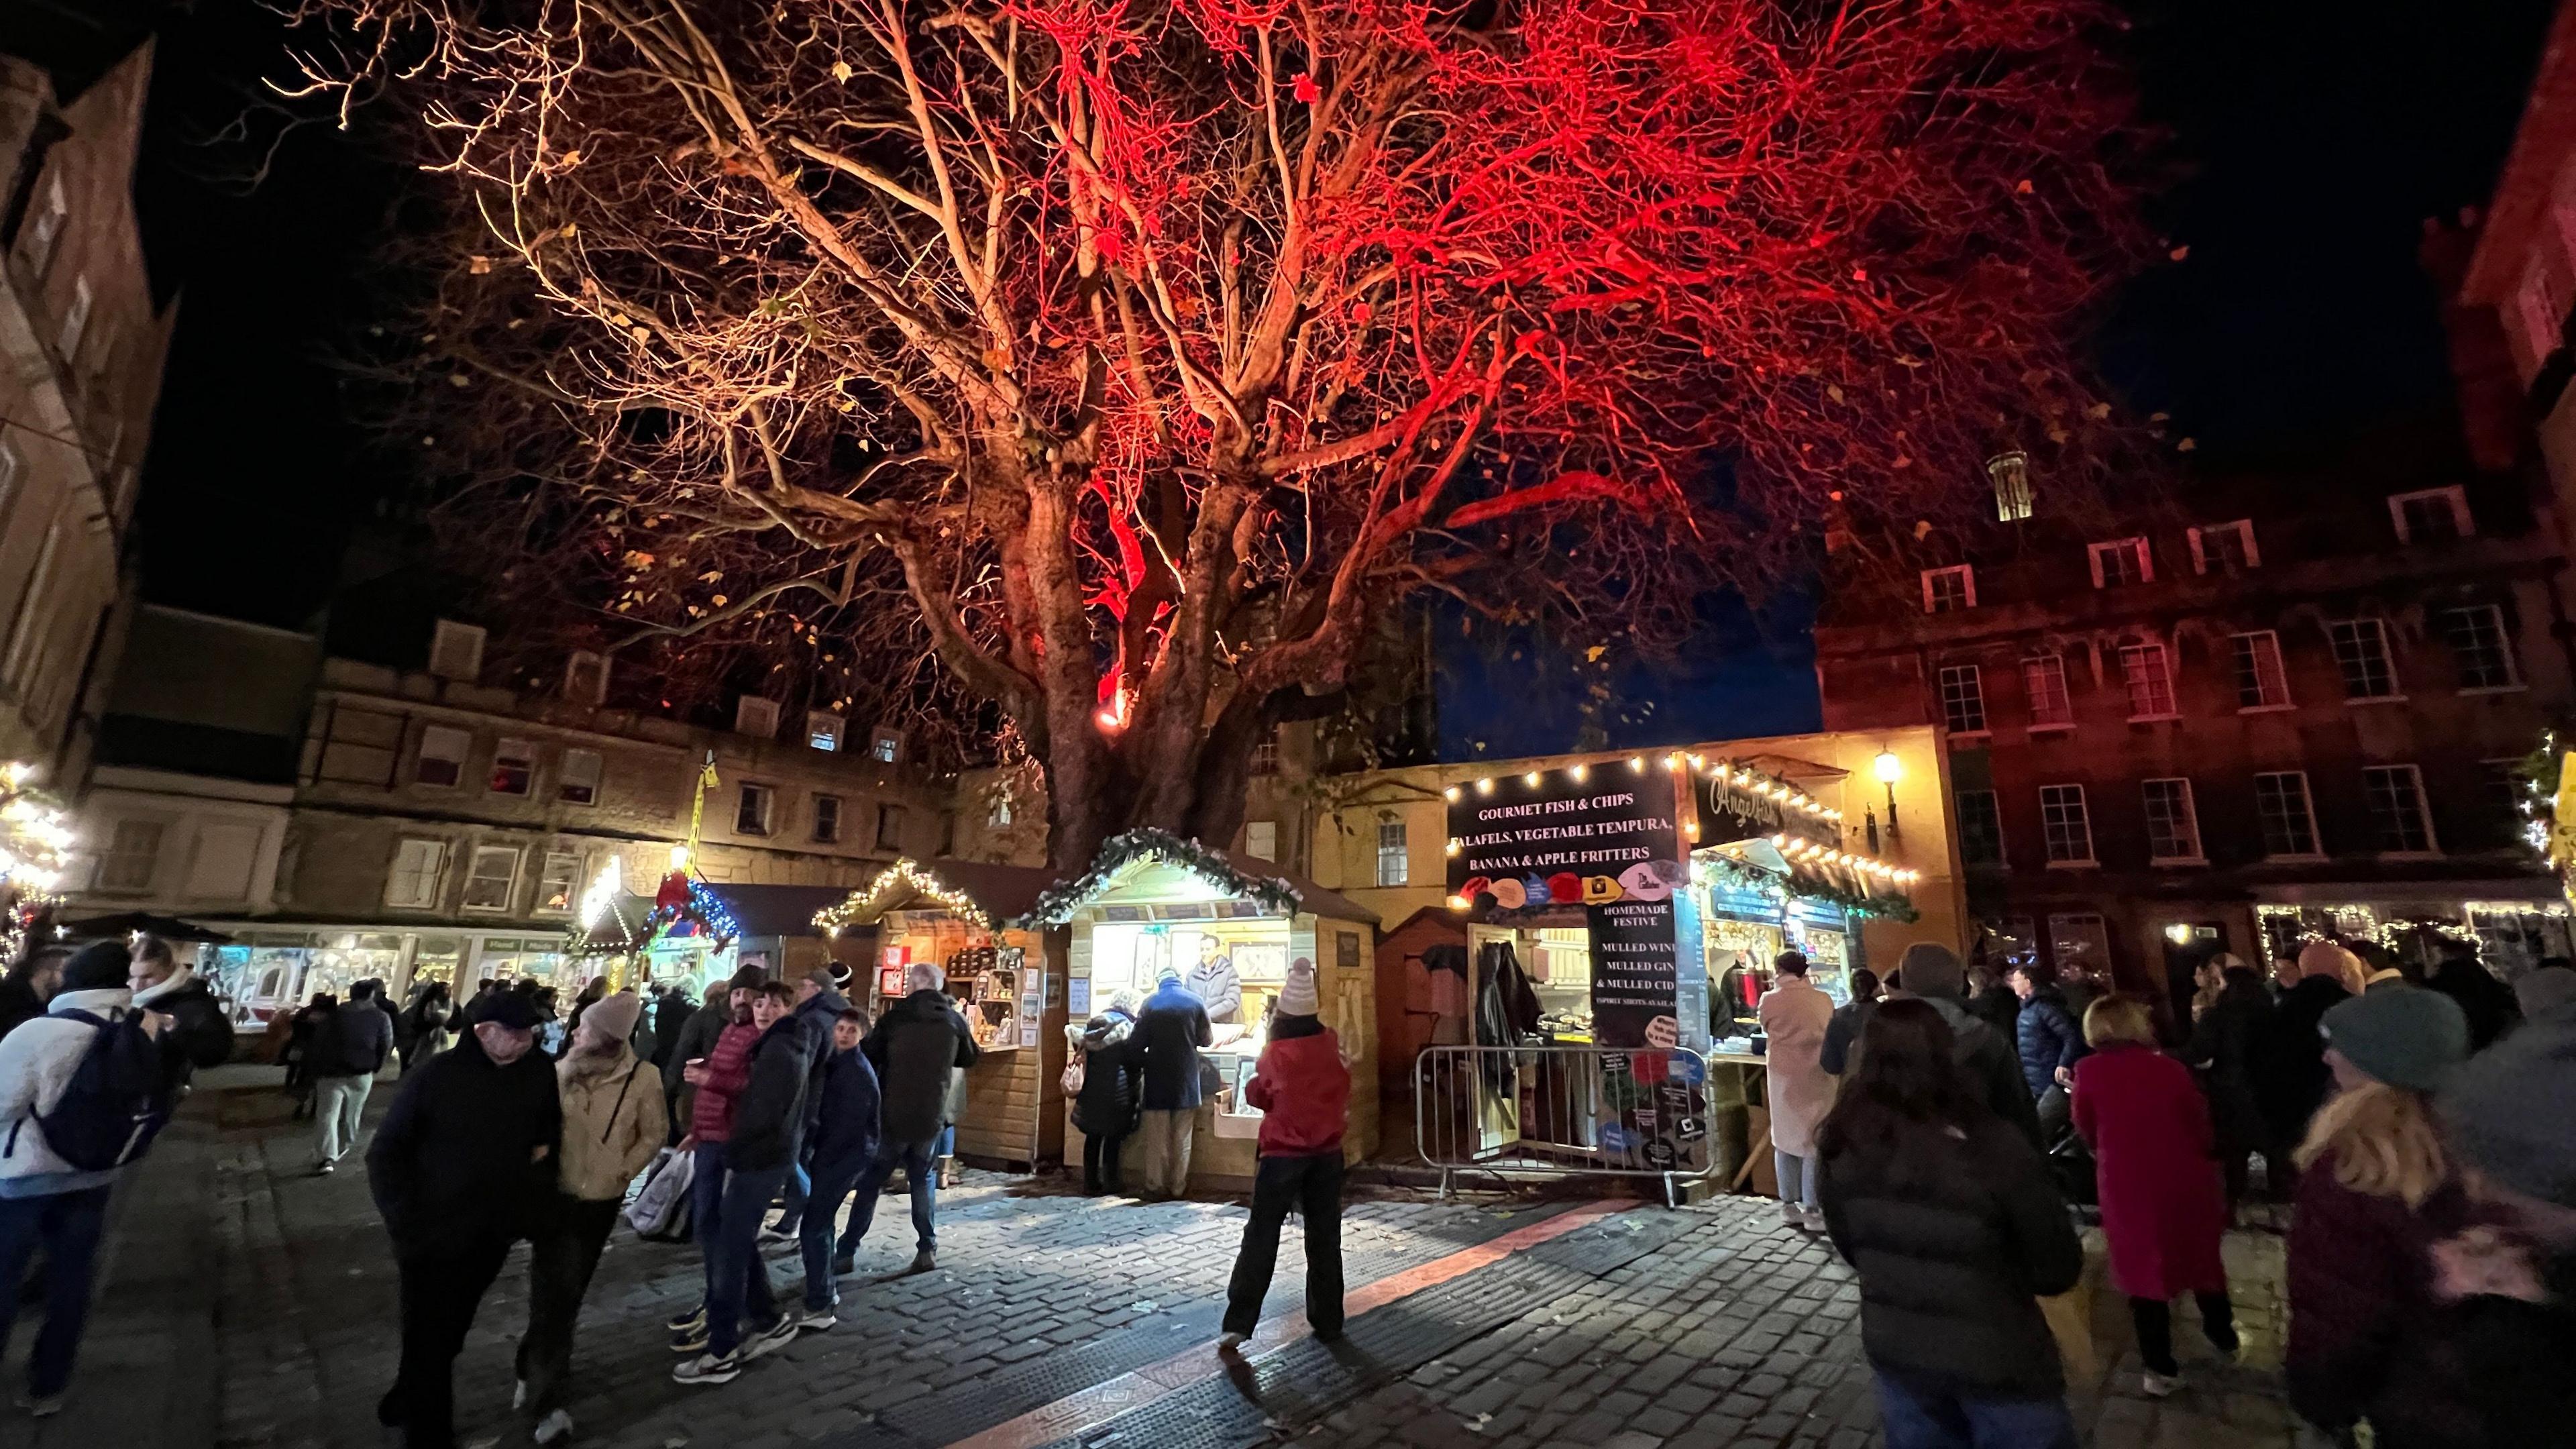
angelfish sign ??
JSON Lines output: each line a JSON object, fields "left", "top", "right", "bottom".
{"left": 1446, "top": 763, "right": 1707, "bottom": 1052}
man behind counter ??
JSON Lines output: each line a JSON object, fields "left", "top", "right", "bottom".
{"left": 1184, "top": 935, "right": 1242, "bottom": 1026}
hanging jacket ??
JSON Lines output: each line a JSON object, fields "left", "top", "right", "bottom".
{"left": 1246, "top": 1017, "right": 1348, "bottom": 1158}
{"left": 863, "top": 989, "right": 979, "bottom": 1142}
{"left": 2013, "top": 986, "right": 2083, "bottom": 1102}
{"left": 1135, "top": 979, "right": 1214, "bottom": 1112}
{"left": 1069, "top": 1008, "right": 1143, "bottom": 1137}
{"left": 724, "top": 1014, "right": 817, "bottom": 1173}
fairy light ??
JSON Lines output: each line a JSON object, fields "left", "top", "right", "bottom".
{"left": 1444, "top": 786, "right": 1462, "bottom": 802}
{"left": 815, "top": 858, "right": 996, "bottom": 932}
{"left": 1474, "top": 777, "right": 1495, "bottom": 796}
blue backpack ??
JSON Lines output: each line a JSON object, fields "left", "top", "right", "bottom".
{"left": 5, "top": 1011, "right": 169, "bottom": 1172}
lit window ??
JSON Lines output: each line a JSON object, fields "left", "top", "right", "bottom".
{"left": 2049, "top": 914, "right": 2112, "bottom": 976}
{"left": 870, "top": 730, "right": 902, "bottom": 764}
{"left": 460, "top": 845, "right": 523, "bottom": 912}
{"left": 2039, "top": 784, "right": 2094, "bottom": 865}
{"left": 2188, "top": 520, "right": 2260, "bottom": 574}
{"left": 987, "top": 791, "right": 1014, "bottom": 828}
{"left": 1376, "top": 820, "right": 1410, "bottom": 886}
{"left": 813, "top": 794, "right": 843, "bottom": 844}
{"left": 2229, "top": 632, "right": 2291, "bottom": 710}
{"left": 875, "top": 803, "right": 906, "bottom": 851}
{"left": 2120, "top": 642, "right": 2178, "bottom": 720}
{"left": 2088, "top": 537, "right": 2153, "bottom": 588}
{"left": 2482, "top": 759, "right": 2527, "bottom": 841}
{"left": 2440, "top": 604, "right": 2520, "bottom": 690}
{"left": 386, "top": 839, "right": 448, "bottom": 909}
{"left": 2141, "top": 779, "right": 2202, "bottom": 863}
{"left": 806, "top": 712, "right": 845, "bottom": 752}
{"left": 1245, "top": 820, "right": 1277, "bottom": 861}
{"left": 2363, "top": 765, "right": 2437, "bottom": 855}
{"left": 489, "top": 739, "right": 535, "bottom": 796}
{"left": 2387, "top": 487, "right": 2473, "bottom": 544}
{"left": 1250, "top": 735, "right": 1281, "bottom": 775}
{"left": 1938, "top": 664, "right": 1988, "bottom": 735}
{"left": 735, "top": 696, "right": 780, "bottom": 739}
{"left": 559, "top": 749, "right": 602, "bottom": 805}
{"left": 97, "top": 820, "right": 165, "bottom": 894}
{"left": 1921, "top": 566, "right": 1976, "bottom": 614}
{"left": 1955, "top": 789, "right": 2004, "bottom": 867}
{"left": 2326, "top": 619, "right": 2401, "bottom": 701}
{"left": 2518, "top": 255, "right": 2569, "bottom": 364}
{"left": 416, "top": 724, "right": 472, "bottom": 788}
{"left": 535, "top": 851, "right": 581, "bottom": 914}
{"left": 2254, "top": 772, "right": 2321, "bottom": 857}
{"left": 736, "top": 783, "right": 773, "bottom": 835}
{"left": 2022, "top": 655, "right": 2073, "bottom": 729}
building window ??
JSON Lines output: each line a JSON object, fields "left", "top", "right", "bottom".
{"left": 460, "top": 845, "right": 523, "bottom": 913}
{"left": 428, "top": 619, "right": 486, "bottom": 682}
{"left": 2088, "top": 537, "right": 2153, "bottom": 588}
{"left": 2141, "top": 779, "right": 2203, "bottom": 864}
{"left": 564, "top": 651, "right": 608, "bottom": 705}
{"left": 2363, "top": 765, "right": 2437, "bottom": 855}
{"left": 875, "top": 803, "right": 906, "bottom": 852}
{"left": 1376, "top": 820, "right": 1410, "bottom": 886}
{"left": 1921, "top": 566, "right": 1976, "bottom": 614}
{"left": 2120, "top": 642, "right": 2178, "bottom": 720}
{"left": 2188, "top": 520, "right": 2260, "bottom": 574}
{"left": 736, "top": 783, "right": 773, "bottom": 835}
{"left": 535, "top": 851, "right": 582, "bottom": 914}
{"left": 58, "top": 276, "right": 92, "bottom": 363}
{"left": 1955, "top": 789, "right": 2005, "bottom": 867}
{"left": 1250, "top": 734, "right": 1281, "bottom": 775}
{"left": 1245, "top": 820, "right": 1278, "bottom": 861}
{"left": 97, "top": 820, "right": 165, "bottom": 894}
{"left": 2483, "top": 759, "right": 2528, "bottom": 841}
{"left": 1938, "top": 664, "right": 1988, "bottom": 735}
{"left": 2038, "top": 784, "right": 2095, "bottom": 866}
{"left": 489, "top": 739, "right": 535, "bottom": 796}
{"left": 735, "top": 696, "right": 780, "bottom": 739}
{"left": 869, "top": 729, "right": 902, "bottom": 764}
{"left": 2253, "top": 771, "right": 2322, "bottom": 858}
{"left": 386, "top": 839, "right": 448, "bottom": 910}
{"left": 936, "top": 810, "right": 957, "bottom": 855}
{"left": 806, "top": 712, "right": 845, "bottom": 751}
{"left": 559, "top": 749, "right": 602, "bottom": 805}
{"left": 23, "top": 175, "right": 65, "bottom": 278}
{"left": 2049, "top": 914, "right": 2112, "bottom": 977}
{"left": 813, "top": 794, "right": 843, "bottom": 844}
{"left": 2387, "top": 486, "right": 2473, "bottom": 544}
{"left": 2326, "top": 619, "right": 2401, "bottom": 701}
{"left": 987, "top": 791, "right": 1014, "bottom": 828}
{"left": 2023, "top": 655, "right": 2074, "bottom": 729}
{"left": 2439, "top": 604, "right": 2520, "bottom": 691}
{"left": 2229, "top": 631, "right": 2292, "bottom": 710}
{"left": 416, "top": 724, "right": 472, "bottom": 788}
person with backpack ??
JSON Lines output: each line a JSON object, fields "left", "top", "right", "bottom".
{"left": 1066, "top": 991, "right": 1142, "bottom": 1195}
{"left": 311, "top": 979, "right": 395, "bottom": 1175}
{"left": 0, "top": 939, "right": 170, "bottom": 1416}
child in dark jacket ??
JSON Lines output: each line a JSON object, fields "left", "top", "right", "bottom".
{"left": 1219, "top": 959, "right": 1351, "bottom": 1352}
{"left": 796, "top": 1008, "right": 881, "bottom": 1324}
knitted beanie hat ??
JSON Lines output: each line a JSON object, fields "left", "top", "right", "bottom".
{"left": 61, "top": 940, "right": 131, "bottom": 993}
{"left": 2320, "top": 987, "right": 2468, "bottom": 1092}
{"left": 584, "top": 989, "right": 643, "bottom": 1042}
{"left": 1278, "top": 957, "right": 1321, "bottom": 1017}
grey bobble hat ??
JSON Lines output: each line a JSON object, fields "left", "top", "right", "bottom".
{"left": 2439, "top": 1016, "right": 2576, "bottom": 1210}
{"left": 2320, "top": 987, "right": 2468, "bottom": 1093}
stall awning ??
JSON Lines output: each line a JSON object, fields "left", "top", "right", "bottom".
{"left": 1016, "top": 828, "right": 1379, "bottom": 927}
{"left": 812, "top": 858, "right": 1063, "bottom": 933}
{"left": 1698, "top": 838, "right": 1918, "bottom": 922}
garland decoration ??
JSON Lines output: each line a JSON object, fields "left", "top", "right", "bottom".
{"left": 1698, "top": 846, "right": 1919, "bottom": 922}
{"left": 0, "top": 764, "right": 70, "bottom": 963}
{"left": 1017, "top": 828, "right": 1301, "bottom": 926}
{"left": 814, "top": 858, "right": 994, "bottom": 932}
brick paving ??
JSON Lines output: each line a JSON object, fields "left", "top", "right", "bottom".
{"left": 0, "top": 1067, "right": 2301, "bottom": 1449}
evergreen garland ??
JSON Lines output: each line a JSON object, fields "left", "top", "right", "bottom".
{"left": 1018, "top": 828, "right": 1302, "bottom": 925}
{"left": 1697, "top": 849, "right": 1918, "bottom": 923}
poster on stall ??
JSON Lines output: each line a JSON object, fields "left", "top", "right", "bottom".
{"left": 1067, "top": 979, "right": 1091, "bottom": 1016}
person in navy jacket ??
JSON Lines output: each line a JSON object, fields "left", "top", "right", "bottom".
{"left": 794, "top": 1006, "right": 879, "bottom": 1325}
{"left": 1218, "top": 959, "right": 1350, "bottom": 1352}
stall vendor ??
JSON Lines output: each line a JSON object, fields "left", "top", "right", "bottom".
{"left": 1185, "top": 934, "right": 1244, "bottom": 1025}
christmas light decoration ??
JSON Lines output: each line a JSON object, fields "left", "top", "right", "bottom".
{"left": 813, "top": 858, "right": 996, "bottom": 932}
{"left": 1020, "top": 829, "right": 1301, "bottom": 926}
{"left": 0, "top": 764, "right": 69, "bottom": 963}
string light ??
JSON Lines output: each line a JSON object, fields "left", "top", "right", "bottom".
{"left": 0, "top": 763, "right": 68, "bottom": 963}
{"left": 815, "top": 857, "right": 996, "bottom": 932}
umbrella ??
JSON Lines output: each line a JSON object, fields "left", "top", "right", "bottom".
{"left": 56, "top": 912, "right": 236, "bottom": 945}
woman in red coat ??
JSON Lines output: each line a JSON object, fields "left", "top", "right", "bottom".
{"left": 2071, "top": 996, "right": 2237, "bottom": 1398}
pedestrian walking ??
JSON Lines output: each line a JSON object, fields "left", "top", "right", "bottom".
{"left": 515, "top": 989, "right": 663, "bottom": 1443}
{"left": 665, "top": 971, "right": 762, "bottom": 1354}
{"left": 128, "top": 936, "right": 233, "bottom": 1097}
{"left": 1067, "top": 991, "right": 1143, "bottom": 1195}
{"left": 0, "top": 945, "right": 67, "bottom": 1040}
{"left": 0, "top": 940, "right": 169, "bottom": 1417}
{"left": 1758, "top": 951, "right": 1835, "bottom": 1229}
{"left": 2420, "top": 940, "right": 2518, "bottom": 1051}
{"left": 1136, "top": 963, "right": 1213, "bottom": 1198}
{"left": 368, "top": 991, "right": 560, "bottom": 1448}
{"left": 2008, "top": 960, "right": 2084, "bottom": 1134}
{"left": 2284, "top": 986, "right": 2473, "bottom": 1447}
{"left": 2258, "top": 942, "right": 2356, "bottom": 1195}
{"left": 311, "top": 979, "right": 395, "bottom": 1175}
{"left": 284, "top": 991, "right": 336, "bottom": 1118}
{"left": 2182, "top": 957, "right": 2275, "bottom": 1205}
{"left": 793, "top": 1006, "right": 877, "bottom": 1329}
{"left": 1816, "top": 998, "right": 2084, "bottom": 1448}
{"left": 1218, "top": 959, "right": 1350, "bottom": 1352}
{"left": 673, "top": 981, "right": 812, "bottom": 1386}
{"left": 839, "top": 963, "right": 976, "bottom": 1274}
{"left": 1890, "top": 943, "right": 2041, "bottom": 1148}
{"left": 400, "top": 983, "right": 453, "bottom": 1073}
{"left": 2070, "top": 996, "right": 2238, "bottom": 1398}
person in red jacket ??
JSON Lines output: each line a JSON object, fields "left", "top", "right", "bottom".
{"left": 1218, "top": 958, "right": 1350, "bottom": 1353}
{"left": 2070, "top": 996, "right": 2236, "bottom": 1399}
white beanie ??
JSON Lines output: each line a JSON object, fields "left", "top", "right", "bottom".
{"left": 1279, "top": 957, "right": 1320, "bottom": 1017}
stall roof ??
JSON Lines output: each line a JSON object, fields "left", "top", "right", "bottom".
{"left": 1018, "top": 829, "right": 1379, "bottom": 926}
{"left": 1696, "top": 839, "right": 1918, "bottom": 922}
{"left": 812, "top": 857, "right": 1063, "bottom": 932}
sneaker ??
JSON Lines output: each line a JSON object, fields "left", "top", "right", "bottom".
{"left": 1778, "top": 1201, "right": 1800, "bottom": 1224}
{"left": 669, "top": 1322, "right": 711, "bottom": 1355}
{"left": 796, "top": 1305, "right": 839, "bottom": 1332}
{"left": 532, "top": 1407, "right": 575, "bottom": 1444}
{"left": 665, "top": 1305, "right": 706, "bottom": 1334}
{"left": 2141, "top": 1370, "right": 2184, "bottom": 1399}
{"left": 757, "top": 1222, "right": 796, "bottom": 1246}
{"left": 1799, "top": 1206, "right": 1827, "bottom": 1232}
{"left": 316, "top": 1161, "right": 336, "bottom": 1176}
{"left": 909, "top": 1248, "right": 936, "bottom": 1274}
{"left": 830, "top": 1252, "right": 855, "bottom": 1277}
{"left": 671, "top": 1352, "right": 740, "bottom": 1387}
{"left": 741, "top": 1315, "right": 800, "bottom": 1362}
{"left": 1218, "top": 1332, "right": 1248, "bottom": 1354}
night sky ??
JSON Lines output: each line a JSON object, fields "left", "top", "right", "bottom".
{"left": 21, "top": 1, "right": 2563, "bottom": 747}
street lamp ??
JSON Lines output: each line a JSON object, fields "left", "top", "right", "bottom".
{"left": 1872, "top": 750, "right": 1903, "bottom": 847}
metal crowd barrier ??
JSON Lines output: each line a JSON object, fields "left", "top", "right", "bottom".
{"left": 1413, "top": 1043, "right": 1719, "bottom": 1208}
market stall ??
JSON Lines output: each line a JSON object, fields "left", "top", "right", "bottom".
{"left": 1024, "top": 830, "right": 1380, "bottom": 1191}
{"left": 814, "top": 858, "right": 1065, "bottom": 1171}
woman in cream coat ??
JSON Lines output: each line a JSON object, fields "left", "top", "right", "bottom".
{"left": 1759, "top": 951, "right": 1839, "bottom": 1230}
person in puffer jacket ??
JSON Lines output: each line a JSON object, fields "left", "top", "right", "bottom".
{"left": 794, "top": 1007, "right": 879, "bottom": 1325}
{"left": 1067, "top": 993, "right": 1142, "bottom": 1195}
{"left": 1218, "top": 959, "right": 1350, "bottom": 1353}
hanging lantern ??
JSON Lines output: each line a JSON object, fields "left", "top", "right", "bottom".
{"left": 1988, "top": 449, "right": 2033, "bottom": 522}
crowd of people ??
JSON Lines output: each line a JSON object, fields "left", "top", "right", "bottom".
{"left": 1756, "top": 935, "right": 2576, "bottom": 1449}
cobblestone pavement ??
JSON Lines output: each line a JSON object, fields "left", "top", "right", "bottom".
{"left": 0, "top": 1069, "right": 2298, "bottom": 1449}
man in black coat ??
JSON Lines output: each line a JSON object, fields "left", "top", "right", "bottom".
{"left": 674, "top": 981, "right": 815, "bottom": 1385}
{"left": 129, "top": 937, "right": 234, "bottom": 1102}
{"left": 2257, "top": 943, "right": 2355, "bottom": 1189}
{"left": 1892, "top": 945, "right": 2043, "bottom": 1149}
{"left": 841, "top": 965, "right": 977, "bottom": 1274}
{"left": 368, "top": 992, "right": 560, "bottom": 1448}
{"left": 2422, "top": 941, "right": 2520, "bottom": 1051}
{"left": 650, "top": 984, "right": 695, "bottom": 1068}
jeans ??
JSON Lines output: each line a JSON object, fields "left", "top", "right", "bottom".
{"left": 382, "top": 1234, "right": 513, "bottom": 1448}
{"left": 1871, "top": 1372, "right": 2077, "bottom": 1449}
{"left": 1774, "top": 1150, "right": 1819, "bottom": 1210}
{"left": 1222, "top": 1152, "right": 1345, "bottom": 1338}
{"left": 1082, "top": 1130, "right": 1129, "bottom": 1193}
{"left": 1142, "top": 1109, "right": 1195, "bottom": 1196}
{"left": 841, "top": 1136, "right": 937, "bottom": 1257}
{"left": 798, "top": 1157, "right": 869, "bottom": 1309}
{"left": 0, "top": 1186, "right": 111, "bottom": 1397}
{"left": 706, "top": 1164, "right": 788, "bottom": 1356}
{"left": 515, "top": 1195, "right": 620, "bottom": 1420}
{"left": 315, "top": 1073, "right": 374, "bottom": 1164}
{"left": 688, "top": 1142, "right": 729, "bottom": 1311}
{"left": 775, "top": 1161, "right": 810, "bottom": 1227}
{"left": 936, "top": 1124, "right": 957, "bottom": 1157}
{"left": 2131, "top": 1292, "right": 2239, "bottom": 1377}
